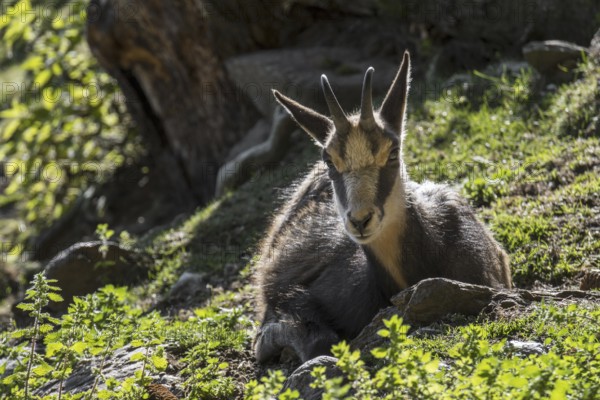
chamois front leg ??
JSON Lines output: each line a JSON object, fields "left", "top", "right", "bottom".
{"left": 255, "top": 315, "right": 340, "bottom": 363}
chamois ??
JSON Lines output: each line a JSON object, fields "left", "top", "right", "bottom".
{"left": 254, "top": 52, "right": 512, "bottom": 364}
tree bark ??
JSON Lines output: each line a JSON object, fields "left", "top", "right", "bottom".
{"left": 86, "top": 0, "right": 270, "bottom": 203}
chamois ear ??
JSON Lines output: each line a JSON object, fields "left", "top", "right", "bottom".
{"left": 273, "top": 90, "right": 332, "bottom": 146}
{"left": 379, "top": 51, "right": 411, "bottom": 135}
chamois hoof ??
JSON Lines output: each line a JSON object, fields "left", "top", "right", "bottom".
{"left": 254, "top": 322, "right": 288, "bottom": 364}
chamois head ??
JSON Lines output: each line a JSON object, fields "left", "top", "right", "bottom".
{"left": 274, "top": 52, "right": 411, "bottom": 244}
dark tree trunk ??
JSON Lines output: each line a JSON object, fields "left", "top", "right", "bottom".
{"left": 86, "top": 0, "right": 273, "bottom": 203}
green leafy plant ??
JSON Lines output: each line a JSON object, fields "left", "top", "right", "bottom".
{"left": 245, "top": 370, "right": 299, "bottom": 400}
{"left": 7, "top": 273, "right": 63, "bottom": 399}
{"left": 44, "top": 297, "right": 92, "bottom": 400}
{"left": 95, "top": 223, "right": 114, "bottom": 258}
{"left": 0, "top": 0, "right": 137, "bottom": 243}
{"left": 129, "top": 312, "right": 168, "bottom": 387}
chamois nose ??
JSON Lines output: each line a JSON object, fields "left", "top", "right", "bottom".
{"left": 347, "top": 211, "right": 373, "bottom": 235}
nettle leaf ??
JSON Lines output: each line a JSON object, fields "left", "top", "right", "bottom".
{"left": 130, "top": 352, "right": 145, "bottom": 362}
{"left": 47, "top": 293, "right": 64, "bottom": 303}
{"left": 39, "top": 324, "right": 55, "bottom": 334}
{"left": 97, "top": 390, "right": 113, "bottom": 399}
{"left": 11, "top": 329, "right": 27, "bottom": 339}
{"left": 218, "top": 362, "right": 229, "bottom": 370}
{"left": 46, "top": 342, "right": 64, "bottom": 357}
{"left": 71, "top": 341, "right": 88, "bottom": 355}
{"left": 377, "top": 329, "right": 390, "bottom": 338}
{"left": 33, "top": 362, "right": 54, "bottom": 377}
{"left": 0, "top": 104, "right": 28, "bottom": 119}
{"left": 35, "top": 70, "right": 53, "bottom": 88}
{"left": 42, "top": 88, "right": 60, "bottom": 111}
{"left": 22, "top": 125, "right": 38, "bottom": 142}
{"left": 550, "top": 379, "right": 572, "bottom": 399}
{"left": 423, "top": 360, "right": 439, "bottom": 374}
{"left": 371, "top": 347, "right": 387, "bottom": 359}
{"left": 16, "top": 302, "right": 35, "bottom": 311}
{"left": 90, "top": 345, "right": 105, "bottom": 356}
{"left": 2, "top": 373, "right": 16, "bottom": 385}
{"left": 22, "top": 55, "right": 44, "bottom": 71}
{"left": 152, "top": 354, "right": 168, "bottom": 371}
{"left": 1, "top": 119, "right": 21, "bottom": 141}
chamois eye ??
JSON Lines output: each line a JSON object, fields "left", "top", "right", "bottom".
{"left": 388, "top": 148, "right": 400, "bottom": 163}
{"left": 322, "top": 154, "right": 335, "bottom": 170}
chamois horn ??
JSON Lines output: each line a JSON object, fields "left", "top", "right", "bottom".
{"left": 321, "top": 74, "right": 350, "bottom": 133}
{"left": 359, "top": 67, "right": 376, "bottom": 130}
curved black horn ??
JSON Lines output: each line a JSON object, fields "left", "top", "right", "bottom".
{"left": 321, "top": 74, "right": 349, "bottom": 132}
{"left": 360, "top": 67, "right": 376, "bottom": 130}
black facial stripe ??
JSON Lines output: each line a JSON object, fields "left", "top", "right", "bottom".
{"left": 325, "top": 134, "right": 348, "bottom": 166}
{"left": 375, "top": 165, "right": 398, "bottom": 212}
{"left": 384, "top": 129, "right": 401, "bottom": 145}
{"left": 332, "top": 175, "right": 348, "bottom": 209}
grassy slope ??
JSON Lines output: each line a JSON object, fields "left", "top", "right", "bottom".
{"left": 1, "top": 63, "right": 599, "bottom": 398}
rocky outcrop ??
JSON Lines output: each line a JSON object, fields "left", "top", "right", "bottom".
{"left": 225, "top": 47, "right": 400, "bottom": 118}
{"left": 282, "top": 356, "right": 342, "bottom": 400}
{"left": 215, "top": 106, "right": 297, "bottom": 196}
{"left": 36, "top": 345, "right": 181, "bottom": 397}
{"left": 523, "top": 40, "right": 589, "bottom": 82}
{"left": 164, "top": 272, "right": 209, "bottom": 305}
{"left": 378, "top": 0, "right": 598, "bottom": 51}
{"left": 41, "top": 241, "right": 148, "bottom": 312}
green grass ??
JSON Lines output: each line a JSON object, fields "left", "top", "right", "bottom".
{"left": 404, "top": 63, "right": 600, "bottom": 287}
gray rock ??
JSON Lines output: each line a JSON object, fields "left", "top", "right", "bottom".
{"left": 224, "top": 118, "right": 271, "bottom": 163}
{"left": 350, "top": 306, "right": 400, "bottom": 355}
{"left": 285, "top": 0, "right": 377, "bottom": 16}
{"left": 166, "top": 272, "right": 208, "bottom": 303}
{"left": 35, "top": 345, "right": 180, "bottom": 396}
{"left": 42, "top": 241, "right": 148, "bottom": 312}
{"left": 506, "top": 340, "right": 546, "bottom": 356}
{"left": 282, "top": 356, "right": 341, "bottom": 400}
{"left": 378, "top": 0, "right": 598, "bottom": 53}
{"left": 523, "top": 41, "right": 588, "bottom": 82}
{"left": 0, "top": 358, "right": 18, "bottom": 378}
{"left": 391, "top": 278, "right": 500, "bottom": 323}
{"left": 215, "top": 106, "right": 297, "bottom": 196}
{"left": 225, "top": 47, "right": 398, "bottom": 117}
